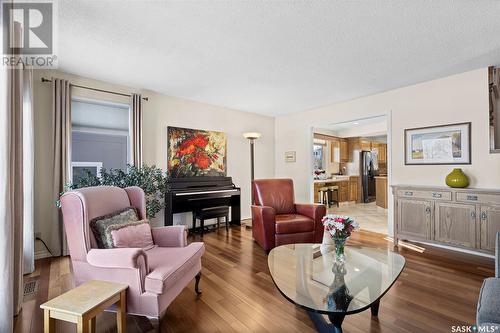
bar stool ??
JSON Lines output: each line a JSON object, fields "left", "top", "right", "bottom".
{"left": 193, "top": 206, "right": 230, "bottom": 237}
{"left": 318, "top": 186, "right": 330, "bottom": 205}
{"left": 327, "top": 185, "right": 340, "bottom": 208}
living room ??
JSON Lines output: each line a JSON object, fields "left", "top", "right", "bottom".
{"left": 2, "top": 1, "right": 500, "bottom": 333}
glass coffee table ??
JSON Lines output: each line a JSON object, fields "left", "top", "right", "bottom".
{"left": 268, "top": 244, "right": 405, "bottom": 333}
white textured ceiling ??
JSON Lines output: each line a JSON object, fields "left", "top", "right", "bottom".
{"left": 58, "top": 1, "right": 500, "bottom": 116}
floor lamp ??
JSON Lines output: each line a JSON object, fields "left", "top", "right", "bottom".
{"left": 243, "top": 132, "right": 261, "bottom": 228}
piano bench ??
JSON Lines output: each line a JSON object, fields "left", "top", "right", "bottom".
{"left": 193, "top": 206, "right": 230, "bottom": 236}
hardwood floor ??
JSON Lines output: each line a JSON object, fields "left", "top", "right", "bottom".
{"left": 15, "top": 224, "right": 493, "bottom": 333}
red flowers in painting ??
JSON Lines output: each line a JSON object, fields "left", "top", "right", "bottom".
{"left": 195, "top": 153, "right": 210, "bottom": 169}
{"left": 176, "top": 134, "right": 208, "bottom": 157}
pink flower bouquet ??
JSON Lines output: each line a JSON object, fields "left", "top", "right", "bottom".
{"left": 322, "top": 214, "right": 359, "bottom": 240}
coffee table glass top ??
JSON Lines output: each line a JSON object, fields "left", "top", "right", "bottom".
{"left": 268, "top": 244, "right": 405, "bottom": 314}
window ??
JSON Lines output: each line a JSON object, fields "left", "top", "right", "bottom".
{"left": 71, "top": 98, "right": 130, "bottom": 183}
{"left": 313, "top": 144, "right": 325, "bottom": 170}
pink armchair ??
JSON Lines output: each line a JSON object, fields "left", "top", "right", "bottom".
{"left": 60, "top": 186, "right": 205, "bottom": 319}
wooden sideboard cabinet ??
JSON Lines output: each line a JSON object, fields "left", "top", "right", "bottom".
{"left": 392, "top": 185, "right": 500, "bottom": 254}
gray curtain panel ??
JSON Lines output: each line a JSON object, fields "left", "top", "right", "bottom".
{"left": 52, "top": 78, "right": 71, "bottom": 256}
{"left": 9, "top": 67, "right": 24, "bottom": 318}
{"left": 130, "top": 93, "right": 143, "bottom": 166}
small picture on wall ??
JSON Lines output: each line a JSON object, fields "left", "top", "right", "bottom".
{"left": 284, "top": 151, "right": 296, "bottom": 162}
{"left": 167, "top": 126, "right": 227, "bottom": 177}
{"left": 405, "top": 122, "right": 471, "bottom": 165}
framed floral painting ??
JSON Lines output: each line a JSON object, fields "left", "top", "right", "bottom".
{"left": 167, "top": 127, "right": 227, "bottom": 177}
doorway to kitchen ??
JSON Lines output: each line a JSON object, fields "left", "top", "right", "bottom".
{"left": 312, "top": 115, "right": 389, "bottom": 235}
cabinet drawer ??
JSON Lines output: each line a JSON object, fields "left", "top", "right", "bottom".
{"left": 456, "top": 192, "right": 500, "bottom": 205}
{"left": 396, "top": 189, "right": 452, "bottom": 201}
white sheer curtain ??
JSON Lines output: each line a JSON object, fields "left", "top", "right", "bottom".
{"left": 0, "top": 42, "right": 14, "bottom": 333}
{"left": 0, "top": 20, "right": 27, "bottom": 331}
{"left": 22, "top": 68, "right": 34, "bottom": 274}
{"left": 0, "top": 16, "right": 35, "bottom": 331}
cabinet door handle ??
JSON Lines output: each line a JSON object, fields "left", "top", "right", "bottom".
{"left": 404, "top": 191, "right": 413, "bottom": 196}
{"left": 425, "top": 206, "right": 431, "bottom": 214}
{"left": 471, "top": 211, "right": 476, "bottom": 219}
{"left": 481, "top": 212, "right": 487, "bottom": 220}
{"left": 432, "top": 192, "right": 442, "bottom": 198}
{"left": 466, "top": 195, "right": 478, "bottom": 201}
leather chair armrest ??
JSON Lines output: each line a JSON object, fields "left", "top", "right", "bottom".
{"left": 295, "top": 203, "right": 326, "bottom": 243}
{"left": 251, "top": 205, "right": 276, "bottom": 252}
{"left": 151, "top": 226, "right": 188, "bottom": 247}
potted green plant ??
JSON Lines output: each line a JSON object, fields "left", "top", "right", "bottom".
{"left": 58, "top": 164, "right": 168, "bottom": 219}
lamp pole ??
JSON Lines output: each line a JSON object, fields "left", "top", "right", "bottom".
{"left": 243, "top": 132, "right": 261, "bottom": 206}
{"left": 250, "top": 138, "right": 255, "bottom": 181}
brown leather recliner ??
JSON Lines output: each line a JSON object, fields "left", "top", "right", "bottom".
{"left": 251, "top": 179, "right": 326, "bottom": 252}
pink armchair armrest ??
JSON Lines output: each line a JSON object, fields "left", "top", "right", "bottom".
{"left": 87, "top": 248, "right": 148, "bottom": 271}
{"left": 295, "top": 203, "right": 326, "bottom": 243}
{"left": 151, "top": 226, "right": 188, "bottom": 247}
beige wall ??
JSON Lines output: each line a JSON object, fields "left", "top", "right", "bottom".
{"left": 275, "top": 68, "right": 493, "bottom": 235}
{"left": 33, "top": 70, "right": 274, "bottom": 251}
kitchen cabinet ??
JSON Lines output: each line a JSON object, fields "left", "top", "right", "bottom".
{"left": 378, "top": 143, "right": 387, "bottom": 163}
{"left": 360, "top": 139, "right": 372, "bottom": 151}
{"left": 339, "top": 181, "right": 349, "bottom": 202}
{"left": 349, "top": 176, "right": 359, "bottom": 202}
{"left": 375, "top": 176, "right": 387, "bottom": 208}
{"left": 330, "top": 139, "right": 340, "bottom": 163}
{"left": 393, "top": 185, "right": 500, "bottom": 254}
{"left": 339, "top": 139, "right": 349, "bottom": 162}
{"left": 347, "top": 138, "right": 360, "bottom": 162}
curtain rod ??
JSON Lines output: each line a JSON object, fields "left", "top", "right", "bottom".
{"left": 41, "top": 77, "right": 149, "bottom": 101}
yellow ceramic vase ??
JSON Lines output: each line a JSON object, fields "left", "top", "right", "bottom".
{"left": 445, "top": 168, "right": 469, "bottom": 188}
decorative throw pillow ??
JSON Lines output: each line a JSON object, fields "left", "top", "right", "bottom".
{"left": 109, "top": 220, "right": 155, "bottom": 251}
{"left": 90, "top": 207, "right": 139, "bottom": 249}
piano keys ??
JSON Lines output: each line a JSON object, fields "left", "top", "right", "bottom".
{"left": 164, "top": 176, "right": 241, "bottom": 227}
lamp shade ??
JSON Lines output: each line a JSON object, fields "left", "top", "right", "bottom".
{"left": 243, "top": 132, "right": 262, "bottom": 140}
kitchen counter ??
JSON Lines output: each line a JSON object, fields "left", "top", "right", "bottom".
{"left": 313, "top": 176, "right": 360, "bottom": 203}
{"left": 313, "top": 176, "right": 350, "bottom": 184}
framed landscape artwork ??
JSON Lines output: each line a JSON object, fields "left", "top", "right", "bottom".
{"left": 405, "top": 122, "right": 471, "bottom": 165}
{"left": 167, "top": 126, "right": 227, "bottom": 177}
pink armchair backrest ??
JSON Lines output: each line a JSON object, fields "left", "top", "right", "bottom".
{"left": 60, "top": 186, "right": 146, "bottom": 261}
{"left": 252, "top": 179, "right": 296, "bottom": 215}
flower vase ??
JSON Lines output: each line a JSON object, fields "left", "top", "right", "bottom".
{"left": 333, "top": 237, "right": 347, "bottom": 263}
{"left": 320, "top": 227, "right": 335, "bottom": 254}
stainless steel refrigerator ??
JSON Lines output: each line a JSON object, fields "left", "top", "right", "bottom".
{"left": 360, "top": 150, "right": 378, "bottom": 203}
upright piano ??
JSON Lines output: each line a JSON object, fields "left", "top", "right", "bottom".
{"left": 164, "top": 176, "right": 241, "bottom": 227}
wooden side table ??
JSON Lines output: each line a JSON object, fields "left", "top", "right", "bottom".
{"left": 40, "top": 280, "right": 128, "bottom": 333}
